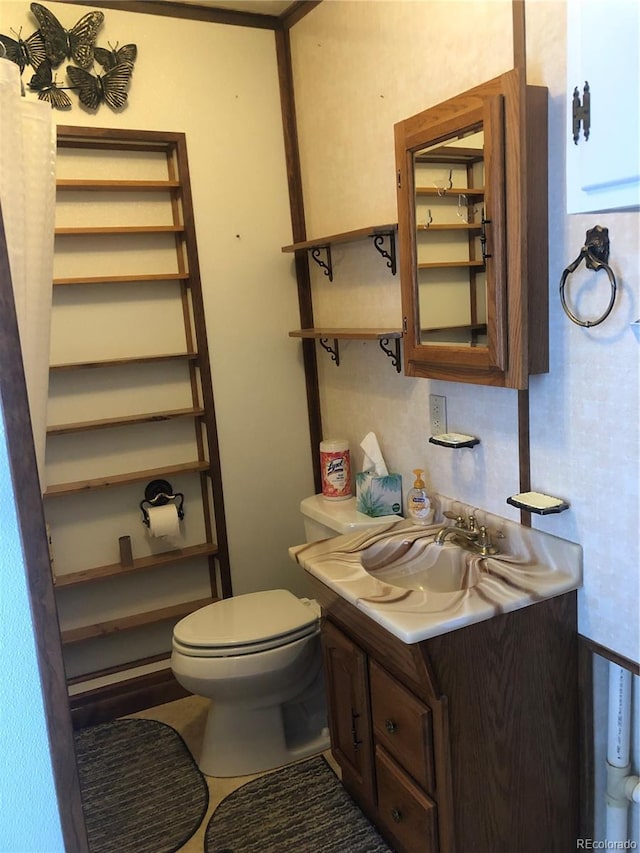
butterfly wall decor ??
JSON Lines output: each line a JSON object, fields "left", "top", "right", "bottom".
{"left": 0, "top": 3, "right": 138, "bottom": 112}
{"left": 0, "top": 27, "right": 46, "bottom": 73}
{"left": 28, "top": 59, "right": 72, "bottom": 110}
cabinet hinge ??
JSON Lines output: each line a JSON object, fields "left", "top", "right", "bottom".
{"left": 572, "top": 81, "right": 590, "bottom": 144}
{"left": 403, "top": 316, "right": 408, "bottom": 333}
{"left": 397, "top": 170, "right": 401, "bottom": 189}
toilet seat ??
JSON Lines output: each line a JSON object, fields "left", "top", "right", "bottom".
{"left": 173, "top": 589, "right": 320, "bottom": 657}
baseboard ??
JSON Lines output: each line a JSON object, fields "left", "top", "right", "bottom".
{"left": 70, "top": 667, "right": 190, "bottom": 729}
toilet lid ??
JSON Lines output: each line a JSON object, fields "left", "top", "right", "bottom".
{"left": 173, "top": 589, "right": 319, "bottom": 652}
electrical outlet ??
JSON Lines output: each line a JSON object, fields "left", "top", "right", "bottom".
{"left": 429, "top": 394, "right": 447, "bottom": 435}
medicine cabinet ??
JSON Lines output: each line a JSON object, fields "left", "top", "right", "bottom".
{"left": 394, "top": 69, "right": 548, "bottom": 388}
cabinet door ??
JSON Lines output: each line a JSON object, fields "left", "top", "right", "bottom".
{"left": 566, "top": 0, "right": 639, "bottom": 212}
{"left": 321, "top": 620, "right": 375, "bottom": 809}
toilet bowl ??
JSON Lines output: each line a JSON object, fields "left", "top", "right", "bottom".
{"left": 171, "top": 494, "right": 401, "bottom": 777}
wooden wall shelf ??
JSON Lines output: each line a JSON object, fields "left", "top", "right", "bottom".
{"left": 53, "top": 273, "right": 190, "bottom": 287}
{"left": 55, "top": 543, "right": 219, "bottom": 588}
{"left": 45, "top": 460, "right": 210, "bottom": 498}
{"left": 48, "top": 127, "right": 232, "bottom": 705}
{"left": 60, "top": 597, "right": 214, "bottom": 645}
{"left": 47, "top": 406, "right": 205, "bottom": 436}
{"left": 282, "top": 223, "right": 397, "bottom": 280}
{"left": 289, "top": 328, "right": 402, "bottom": 372}
{"left": 50, "top": 352, "right": 199, "bottom": 372}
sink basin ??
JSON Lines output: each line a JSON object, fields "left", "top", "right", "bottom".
{"left": 289, "top": 493, "right": 583, "bottom": 644}
{"left": 361, "top": 537, "right": 481, "bottom": 593}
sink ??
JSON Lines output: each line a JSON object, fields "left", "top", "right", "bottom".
{"left": 361, "top": 537, "right": 481, "bottom": 593}
{"left": 289, "top": 493, "right": 583, "bottom": 644}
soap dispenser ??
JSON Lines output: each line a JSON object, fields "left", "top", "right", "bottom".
{"left": 407, "top": 469, "right": 431, "bottom": 523}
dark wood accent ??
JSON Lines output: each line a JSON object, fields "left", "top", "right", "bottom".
{"left": 275, "top": 26, "right": 322, "bottom": 492}
{"left": 281, "top": 0, "right": 322, "bottom": 29}
{"left": 426, "top": 592, "right": 579, "bottom": 853}
{"left": 311, "top": 573, "right": 578, "bottom": 853}
{"left": 56, "top": 0, "right": 280, "bottom": 29}
{"left": 578, "top": 638, "right": 595, "bottom": 839}
{"left": 375, "top": 746, "right": 439, "bottom": 853}
{"left": 60, "top": 597, "right": 214, "bottom": 645}
{"left": 0, "top": 211, "right": 88, "bottom": 849}
{"left": 579, "top": 635, "right": 640, "bottom": 673}
{"left": 517, "top": 389, "right": 532, "bottom": 527}
{"left": 321, "top": 619, "right": 376, "bottom": 812}
{"left": 70, "top": 667, "right": 189, "bottom": 730}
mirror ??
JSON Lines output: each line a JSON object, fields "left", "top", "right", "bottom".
{"left": 413, "top": 125, "right": 487, "bottom": 347}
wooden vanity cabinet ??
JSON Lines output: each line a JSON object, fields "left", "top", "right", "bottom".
{"left": 312, "top": 574, "right": 579, "bottom": 853}
{"left": 394, "top": 68, "right": 548, "bottom": 388}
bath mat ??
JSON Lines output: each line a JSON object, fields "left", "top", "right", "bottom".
{"left": 74, "top": 718, "right": 208, "bottom": 853}
{"left": 204, "top": 755, "right": 391, "bottom": 853}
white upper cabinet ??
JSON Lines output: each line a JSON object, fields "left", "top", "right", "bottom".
{"left": 566, "top": 0, "right": 640, "bottom": 213}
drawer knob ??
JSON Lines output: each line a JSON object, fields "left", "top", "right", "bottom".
{"left": 391, "top": 808, "right": 402, "bottom": 823}
{"left": 385, "top": 719, "right": 398, "bottom": 734}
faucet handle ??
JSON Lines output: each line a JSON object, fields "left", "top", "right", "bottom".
{"left": 443, "top": 511, "right": 472, "bottom": 529}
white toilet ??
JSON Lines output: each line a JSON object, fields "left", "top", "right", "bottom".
{"left": 170, "top": 494, "right": 401, "bottom": 777}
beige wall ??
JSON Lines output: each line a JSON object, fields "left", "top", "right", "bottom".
{"left": 0, "top": 1, "right": 316, "bottom": 678}
{"left": 289, "top": 0, "right": 639, "bottom": 662}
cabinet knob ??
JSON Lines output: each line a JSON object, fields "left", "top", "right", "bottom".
{"left": 385, "top": 719, "right": 398, "bottom": 734}
{"left": 391, "top": 808, "right": 402, "bottom": 823}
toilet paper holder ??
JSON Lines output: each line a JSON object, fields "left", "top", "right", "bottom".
{"left": 140, "top": 479, "right": 185, "bottom": 527}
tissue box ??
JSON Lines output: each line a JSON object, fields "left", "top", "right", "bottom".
{"left": 356, "top": 472, "right": 402, "bottom": 517}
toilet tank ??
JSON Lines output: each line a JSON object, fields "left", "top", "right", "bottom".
{"left": 301, "top": 494, "right": 402, "bottom": 543}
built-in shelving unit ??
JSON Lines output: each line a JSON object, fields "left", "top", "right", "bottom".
{"left": 284, "top": 224, "right": 402, "bottom": 372}
{"left": 46, "top": 126, "right": 231, "bottom": 708}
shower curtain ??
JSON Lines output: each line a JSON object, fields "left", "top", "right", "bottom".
{"left": 0, "top": 57, "right": 56, "bottom": 490}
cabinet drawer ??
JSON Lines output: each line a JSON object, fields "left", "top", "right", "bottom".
{"left": 370, "top": 659, "right": 435, "bottom": 791}
{"left": 376, "top": 745, "right": 439, "bottom": 853}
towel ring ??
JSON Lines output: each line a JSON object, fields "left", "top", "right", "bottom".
{"left": 559, "top": 225, "right": 617, "bottom": 328}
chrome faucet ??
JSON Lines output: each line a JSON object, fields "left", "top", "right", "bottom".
{"left": 434, "top": 514, "right": 501, "bottom": 556}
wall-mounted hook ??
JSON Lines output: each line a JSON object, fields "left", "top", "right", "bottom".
{"left": 559, "top": 225, "right": 617, "bottom": 327}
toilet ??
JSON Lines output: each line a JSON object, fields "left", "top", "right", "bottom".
{"left": 170, "top": 494, "right": 401, "bottom": 777}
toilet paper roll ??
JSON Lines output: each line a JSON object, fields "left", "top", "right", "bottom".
{"left": 146, "top": 504, "right": 181, "bottom": 542}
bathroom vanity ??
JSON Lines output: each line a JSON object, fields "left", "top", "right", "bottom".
{"left": 291, "top": 497, "right": 582, "bottom": 853}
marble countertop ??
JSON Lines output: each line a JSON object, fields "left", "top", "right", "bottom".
{"left": 290, "top": 494, "right": 583, "bottom": 644}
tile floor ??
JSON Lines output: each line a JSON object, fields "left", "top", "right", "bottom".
{"left": 126, "top": 696, "right": 338, "bottom": 853}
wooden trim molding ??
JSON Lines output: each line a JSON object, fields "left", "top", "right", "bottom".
{"left": 0, "top": 209, "right": 88, "bottom": 850}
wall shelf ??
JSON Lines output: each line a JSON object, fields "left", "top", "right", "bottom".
{"left": 56, "top": 179, "right": 181, "bottom": 191}
{"left": 60, "top": 597, "right": 215, "bottom": 646}
{"left": 50, "top": 352, "right": 199, "bottom": 372}
{"left": 53, "top": 273, "right": 190, "bottom": 287}
{"left": 416, "top": 186, "right": 485, "bottom": 197}
{"left": 55, "top": 225, "right": 185, "bottom": 236}
{"left": 289, "top": 328, "right": 402, "bottom": 372}
{"left": 47, "top": 406, "right": 205, "bottom": 436}
{"left": 55, "top": 542, "right": 219, "bottom": 588}
{"left": 282, "top": 223, "right": 397, "bottom": 280}
{"left": 44, "top": 460, "right": 210, "bottom": 498}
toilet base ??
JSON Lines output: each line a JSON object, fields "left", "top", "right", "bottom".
{"left": 199, "top": 694, "right": 330, "bottom": 777}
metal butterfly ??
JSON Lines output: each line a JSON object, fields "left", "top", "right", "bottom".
{"left": 30, "top": 3, "right": 104, "bottom": 69}
{"left": 28, "top": 59, "right": 71, "bottom": 110}
{"left": 94, "top": 41, "right": 137, "bottom": 71}
{"left": 67, "top": 62, "right": 133, "bottom": 111}
{"left": 0, "top": 27, "right": 46, "bottom": 73}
